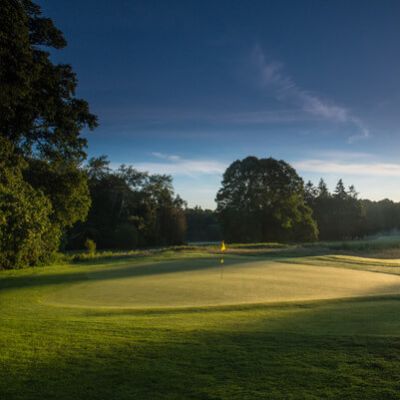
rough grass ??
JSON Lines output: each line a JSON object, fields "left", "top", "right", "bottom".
{"left": 2, "top": 249, "right": 400, "bottom": 399}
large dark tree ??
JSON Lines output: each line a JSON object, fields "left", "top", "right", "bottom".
{"left": 0, "top": 1, "right": 96, "bottom": 267}
{"left": 0, "top": 0, "right": 97, "bottom": 160}
{"left": 216, "top": 156, "right": 318, "bottom": 243}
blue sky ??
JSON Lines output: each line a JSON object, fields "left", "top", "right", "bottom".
{"left": 39, "top": 0, "right": 400, "bottom": 208}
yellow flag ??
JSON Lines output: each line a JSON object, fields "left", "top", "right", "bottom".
{"left": 220, "top": 240, "right": 226, "bottom": 252}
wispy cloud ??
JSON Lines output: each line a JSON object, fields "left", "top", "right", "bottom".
{"left": 251, "top": 45, "right": 370, "bottom": 142}
{"left": 308, "top": 150, "right": 375, "bottom": 160}
{"left": 114, "top": 153, "right": 226, "bottom": 177}
{"left": 294, "top": 159, "right": 400, "bottom": 177}
{"left": 151, "top": 152, "right": 181, "bottom": 161}
{"left": 100, "top": 106, "right": 316, "bottom": 126}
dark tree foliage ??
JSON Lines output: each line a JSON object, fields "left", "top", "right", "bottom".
{"left": 216, "top": 156, "right": 318, "bottom": 243}
{"left": 24, "top": 159, "right": 91, "bottom": 231}
{"left": 185, "top": 207, "right": 222, "bottom": 242}
{"left": 0, "top": 139, "right": 58, "bottom": 269}
{"left": 0, "top": 1, "right": 96, "bottom": 268}
{"left": 360, "top": 199, "right": 400, "bottom": 237}
{"left": 305, "top": 179, "right": 365, "bottom": 240}
{"left": 0, "top": 0, "right": 97, "bottom": 160}
{"left": 67, "top": 157, "right": 187, "bottom": 250}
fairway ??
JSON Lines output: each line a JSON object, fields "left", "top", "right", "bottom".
{"left": 45, "top": 256, "right": 400, "bottom": 308}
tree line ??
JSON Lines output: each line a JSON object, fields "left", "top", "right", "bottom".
{"left": 305, "top": 179, "right": 400, "bottom": 240}
{"left": 215, "top": 156, "right": 400, "bottom": 243}
{"left": 67, "top": 156, "right": 186, "bottom": 250}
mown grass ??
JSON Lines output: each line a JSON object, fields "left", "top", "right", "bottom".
{"left": 2, "top": 248, "right": 400, "bottom": 399}
{"left": 53, "top": 235, "right": 400, "bottom": 265}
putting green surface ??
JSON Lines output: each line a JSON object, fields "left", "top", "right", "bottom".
{"left": 44, "top": 256, "right": 400, "bottom": 308}
{"left": 3, "top": 251, "right": 400, "bottom": 399}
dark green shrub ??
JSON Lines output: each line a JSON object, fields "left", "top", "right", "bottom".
{"left": 84, "top": 238, "right": 96, "bottom": 255}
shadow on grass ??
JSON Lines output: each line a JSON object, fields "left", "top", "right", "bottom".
{"left": 2, "top": 297, "right": 400, "bottom": 399}
{"left": 0, "top": 255, "right": 254, "bottom": 292}
{"left": 1, "top": 245, "right": 398, "bottom": 295}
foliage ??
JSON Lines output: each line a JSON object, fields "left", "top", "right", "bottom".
{"left": 67, "top": 156, "right": 187, "bottom": 250}
{"left": 0, "top": 139, "right": 58, "bottom": 269}
{"left": 361, "top": 199, "right": 400, "bottom": 236}
{"left": 185, "top": 207, "right": 222, "bottom": 242}
{"left": 24, "top": 158, "right": 91, "bottom": 230}
{"left": 306, "top": 179, "right": 365, "bottom": 240}
{"left": 0, "top": 0, "right": 97, "bottom": 161}
{"left": 216, "top": 156, "right": 318, "bottom": 242}
{"left": 0, "top": 1, "right": 95, "bottom": 268}
{"left": 84, "top": 238, "right": 96, "bottom": 255}
{"left": 112, "top": 223, "right": 139, "bottom": 249}
{"left": 305, "top": 178, "right": 400, "bottom": 240}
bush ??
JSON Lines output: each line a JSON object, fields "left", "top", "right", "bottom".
{"left": 84, "top": 238, "right": 96, "bottom": 255}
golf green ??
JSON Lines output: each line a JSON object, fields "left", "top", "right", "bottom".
{"left": 3, "top": 252, "right": 400, "bottom": 399}
{"left": 44, "top": 256, "right": 400, "bottom": 308}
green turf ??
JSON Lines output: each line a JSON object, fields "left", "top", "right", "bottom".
{"left": 2, "top": 251, "right": 400, "bottom": 399}
{"left": 44, "top": 256, "right": 400, "bottom": 308}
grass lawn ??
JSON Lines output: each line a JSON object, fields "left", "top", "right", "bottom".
{"left": 2, "top": 248, "right": 400, "bottom": 399}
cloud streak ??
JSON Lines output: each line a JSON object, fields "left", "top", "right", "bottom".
{"left": 151, "top": 152, "right": 181, "bottom": 161}
{"left": 113, "top": 153, "right": 226, "bottom": 177}
{"left": 252, "top": 45, "right": 370, "bottom": 142}
{"left": 294, "top": 159, "right": 400, "bottom": 177}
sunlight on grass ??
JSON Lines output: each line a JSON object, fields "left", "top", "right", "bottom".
{"left": 3, "top": 250, "right": 400, "bottom": 399}
{"left": 43, "top": 257, "right": 400, "bottom": 308}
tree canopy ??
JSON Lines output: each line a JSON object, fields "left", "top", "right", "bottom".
{"left": 0, "top": 0, "right": 96, "bottom": 268}
{"left": 66, "top": 157, "right": 187, "bottom": 250}
{"left": 305, "top": 179, "right": 365, "bottom": 240}
{"left": 0, "top": 138, "right": 58, "bottom": 268}
{"left": 216, "top": 156, "right": 318, "bottom": 242}
{"left": 0, "top": 0, "right": 97, "bottom": 161}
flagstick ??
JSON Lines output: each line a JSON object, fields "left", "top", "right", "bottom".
{"left": 219, "top": 240, "right": 226, "bottom": 279}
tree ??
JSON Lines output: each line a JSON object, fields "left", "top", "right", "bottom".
{"left": 155, "top": 197, "right": 187, "bottom": 246}
{"left": 67, "top": 157, "right": 187, "bottom": 249}
{"left": 24, "top": 159, "right": 91, "bottom": 232}
{"left": 317, "top": 178, "right": 330, "bottom": 198}
{"left": 185, "top": 207, "right": 222, "bottom": 242}
{"left": 334, "top": 179, "right": 346, "bottom": 200}
{"left": 330, "top": 180, "right": 364, "bottom": 239}
{"left": 0, "top": 1, "right": 96, "bottom": 267}
{"left": 304, "top": 181, "right": 318, "bottom": 205}
{"left": 216, "top": 156, "right": 318, "bottom": 242}
{"left": 360, "top": 199, "right": 400, "bottom": 236}
{"left": 305, "top": 179, "right": 365, "bottom": 240}
{"left": 308, "top": 179, "right": 334, "bottom": 239}
{"left": 0, "top": 0, "right": 97, "bottom": 161}
{"left": 0, "top": 138, "right": 57, "bottom": 269}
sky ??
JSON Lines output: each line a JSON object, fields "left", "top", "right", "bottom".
{"left": 39, "top": 0, "right": 400, "bottom": 208}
